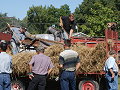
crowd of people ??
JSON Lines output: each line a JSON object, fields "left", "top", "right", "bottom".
{"left": 0, "top": 14, "right": 119, "bottom": 90}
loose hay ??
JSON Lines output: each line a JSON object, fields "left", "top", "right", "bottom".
{"left": 12, "top": 43, "right": 106, "bottom": 77}
{"left": 75, "top": 43, "right": 106, "bottom": 73}
{"left": 44, "top": 44, "right": 64, "bottom": 56}
{"left": 12, "top": 51, "right": 36, "bottom": 76}
{"left": 44, "top": 45, "right": 64, "bottom": 76}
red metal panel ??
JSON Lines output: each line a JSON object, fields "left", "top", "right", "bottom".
{"left": 105, "top": 29, "right": 118, "bottom": 54}
{"left": 78, "top": 72, "right": 105, "bottom": 74}
{"left": 0, "top": 32, "right": 12, "bottom": 41}
{"left": 86, "top": 43, "right": 96, "bottom": 47}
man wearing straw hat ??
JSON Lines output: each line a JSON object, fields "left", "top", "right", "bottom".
{"left": 27, "top": 46, "right": 54, "bottom": 90}
{"left": 104, "top": 50, "right": 118, "bottom": 90}
{"left": 0, "top": 42, "right": 12, "bottom": 90}
{"left": 59, "top": 39, "right": 80, "bottom": 90}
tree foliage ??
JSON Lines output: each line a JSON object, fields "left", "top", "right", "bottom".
{"left": 27, "top": 4, "right": 71, "bottom": 34}
{"left": 3, "top": 0, "right": 118, "bottom": 36}
{"left": 0, "top": 13, "right": 21, "bottom": 32}
{"left": 74, "top": 0, "right": 120, "bottom": 36}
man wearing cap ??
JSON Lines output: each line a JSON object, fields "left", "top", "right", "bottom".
{"left": 59, "top": 40, "right": 80, "bottom": 90}
{"left": 104, "top": 50, "right": 118, "bottom": 90}
{"left": 27, "top": 46, "right": 54, "bottom": 90}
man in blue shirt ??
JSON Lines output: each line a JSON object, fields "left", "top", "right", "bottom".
{"left": 104, "top": 50, "right": 118, "bottom": 90}
{"left": 0, "top": 42, "right": 12, "bottom": 90}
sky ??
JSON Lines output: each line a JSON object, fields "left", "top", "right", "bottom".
{"left": 0, "top": 0, "right": 83, "bottom": 20}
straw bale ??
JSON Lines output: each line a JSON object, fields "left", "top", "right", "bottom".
{"left": 12, "top": 44, "right": 63, "bottom": 76}
{"left": 12, "top": 43, "right": 106, "bottom": 77}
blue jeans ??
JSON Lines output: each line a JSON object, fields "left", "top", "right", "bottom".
{"left": 0, "top": 74, "right": 11, "bottom": 90}
{"left": 60, "top": 71, "right": 76, "bottom": 90}
{"left": 105, "top": 72, "right": 118, "bottom": 90}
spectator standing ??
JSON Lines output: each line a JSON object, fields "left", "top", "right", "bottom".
{"left": 59, "top": 13, "right": 76, "bottom": 39}
{"left": 104, "top": 50, "right": 118, "bottom": 90}
{"left": 27, "top": 47, "right": 54, "bottom": 90}
{"left": 0, "top": 42, "right": 12, "bottom": 90}
{"left": 59, "top": 40, "right": 80, "bottom": 90}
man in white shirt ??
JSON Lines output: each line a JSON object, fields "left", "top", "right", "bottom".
{"left": 104, "top": 50, "right": 118, "bottom": 90}
{"left": 0, "top": 42, "right": 12, "bottom": 90}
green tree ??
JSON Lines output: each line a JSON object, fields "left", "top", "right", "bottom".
{"left": 27, "top": 6, "right": 47, "bottom": 34}
{"left": 58, "top": 4, "right": 71, "bottom": 16}
{"left": 75, "top": 0, "right": 120, "bottom": 36}
{"left": 27, "top": 4, "right": 71, "bottom": 34}
{"left": 0, "top": 13, "right": 20, "bottom": 32}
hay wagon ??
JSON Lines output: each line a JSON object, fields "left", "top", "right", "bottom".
{"left": 70, "top": 29, "right": 120, "bottom": 90}
{"left": 0, "top": 28, "right": 120, "bottom": 90}
{"left": 11, "top": 29, "right": 120, "bottom": 90}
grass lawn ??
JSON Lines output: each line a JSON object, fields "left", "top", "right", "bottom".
{"left": 118, "top": 77, "right": 120, "bottom": 90}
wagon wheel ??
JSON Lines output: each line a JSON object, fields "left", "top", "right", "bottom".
{"left": 78, "top": 80, "right": 99, "bottom": 90}
{"left": 11, "top": 80, "right": 25, "bottom": 90}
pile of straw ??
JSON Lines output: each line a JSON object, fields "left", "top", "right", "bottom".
{"left": 12, "top": 43, "right": 106, "bottom": 77}
{"left": 12, "top": 51, "right": 36, "bottom": 76}
{"left": 72, "top": 43, "right": 106, "bottom": 73}
{"left": 44, "top": 45, "right": 64, "bottom": 77}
